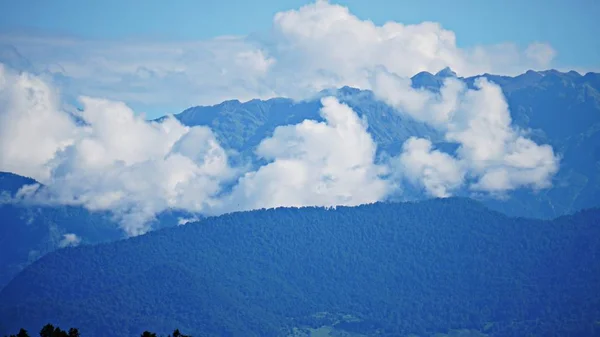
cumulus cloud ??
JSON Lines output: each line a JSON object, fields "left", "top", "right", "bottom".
{"left": 0, "top": 1, "right": 556, "bottom": 113}
{"left": 0, "top": 65, "right": 235, "bottom": 236}
{"left": 222, "top": 96, "right": 390, "bottom": 211}
{"left": 266, "top": 1, "right": 555, "bottom": 96}
{"left": 396, "top": 137, "right": 465, "bottom": 197}
{"left": 177, "top": 216, "right": 200, "bottom": 226}
{"left": 0, "top": 64, "right": 77, "bottom": 181}
{"left": 372, "top": 71, "right": 559, "bottom": 195}
{"left": 58, "top": 233, "right": 81, "bottom": 248}
{"left": 0, "top": 65, "right": 392, "bottom": 232}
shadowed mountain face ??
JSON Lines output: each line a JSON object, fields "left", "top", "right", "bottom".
{"left": 0, "top": 199, "right": 598, "bottom": 337}
{"left": 0, "top": 172, "right": 124, "bottom": 289}
{"left": 0, "top": 172, "right": 201, "bottom": 290}
{"left": 164, "top": 69, "right": 600, "bottom": 219}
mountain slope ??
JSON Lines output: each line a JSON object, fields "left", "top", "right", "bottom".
{"left": 0, "top": 172, "right": 201, "bottom": 289}
{"left": 1, "top": 199, "right": 598, "bottom": 337}
{"left": 0, "top": 172, "right": 124, "bottom": 289}
{"left": 0, "top": 172, "right": 37, "bottom": 197}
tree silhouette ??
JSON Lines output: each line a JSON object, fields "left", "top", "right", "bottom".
{"left": 6, "top": 325, "right": 192, "bottom": 337}
{"left": 169, "top": 329, "right": 190, "bottom": 337}
{"left": 6, "top": 325, "right": 191, "bottom": 337}
{"left": 17, "top": 329, "right": 30, "bottom": 337}
{"left": 37, "top": 324, "right": 75, "bottom": 337}
{"left": 3, "top": 328, "right": 30, "bottom": 337}
{"left": 140, "top": 332, "right": 157, "bottom": 337}
{"left": 39, "top": 324, "right": 54, "bottom": 337}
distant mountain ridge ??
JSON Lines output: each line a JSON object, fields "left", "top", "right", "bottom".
{"left": 161, "top": 69, "right": 600, "bottom": 219}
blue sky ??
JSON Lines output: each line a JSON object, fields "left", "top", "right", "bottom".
{"left": 0, "top": 0, "right": 598, "bottom": 118}
{"left": 1, "top": 0, "right": 598, "bottom": 68}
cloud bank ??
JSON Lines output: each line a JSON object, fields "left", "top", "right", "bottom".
{"left": 0, "top": 64, "right": 234, "bottom": 235}
{"left": 0, "top": 1, "right": 560, "bottom": 235}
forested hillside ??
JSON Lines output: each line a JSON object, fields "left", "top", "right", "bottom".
{"left": 1, "top": 199, "right": 598, "bottom": 337}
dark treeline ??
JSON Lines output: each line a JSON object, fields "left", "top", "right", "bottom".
{"left": 4, "top": 324, "right": 190, "bottom": 337}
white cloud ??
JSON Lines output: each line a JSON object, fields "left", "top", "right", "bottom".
{"left": 0, "top": 65, "right": 235, "bottom": 236}
{"left": 222, "top": 96, "right": 390, "bottom": 211}
{"left": 0, "top": 1, "right": 556, "bottom": 113}
{"left": 177, "top": 216, "right": 199, "bottom": 226}
{"left": 446, "top": 78, "right": 559, "bottom": 192}
{"left": 267, "top": 1, "right": 555, "bottom": 96}
{"left": 58, "top": 233, "right": 81, "bottom": 248}
{"left": 0, "top": 35, "right": 279, "bottom": 114}
{"left": 397, "top": 137, "right": 465, "bottom": 197}
{"left": 525, "top": 43, "right": 557, "bottom": 68}
{"left": 0, "top": 64, "right": 77, "bottom": 181}
{"left": 372, "top": 71, "right": 559, "bottom": 195}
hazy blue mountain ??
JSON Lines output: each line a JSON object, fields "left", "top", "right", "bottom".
{"left": 160, "top": 87, "right": 442, "bottom": 161}
{"left": 1, "top": 199, "right": 598, "bottom": 337}
{"left": 0, "top": 172, "right": 37, "bottom": 197}
{"left": 164, "top": 69, "right": 600, "bottom": 219}
{"left": 0, "top": 172, "right": 201, "bottom": 290}
{"left": 0, "top": 172, "right": 123, "bottom": 289}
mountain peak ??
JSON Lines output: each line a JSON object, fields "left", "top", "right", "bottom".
{"left": 435, "top": 67, "right": 457, "bottom": 78}
{"left": 524, "top": 69, "right": 541, "bottom": 76}
{"left": 337, "top": 85, "right": 362, "bottom": 96}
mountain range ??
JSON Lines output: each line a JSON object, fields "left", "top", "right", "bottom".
{"left": 1, "top": 68, "right": 600, "bottom": 336}
{"left": 163, "top": 68, "right": 600, "bottom": 218}
{"left": 2, "top": 68, "right": 600, "bottom": 284}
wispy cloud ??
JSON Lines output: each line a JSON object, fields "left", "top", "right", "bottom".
{"left": 58, "top": 233, "right": 81, "bottom": 248}
{"left": 0, "top": 1, "right": 556, "bottom": 114}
